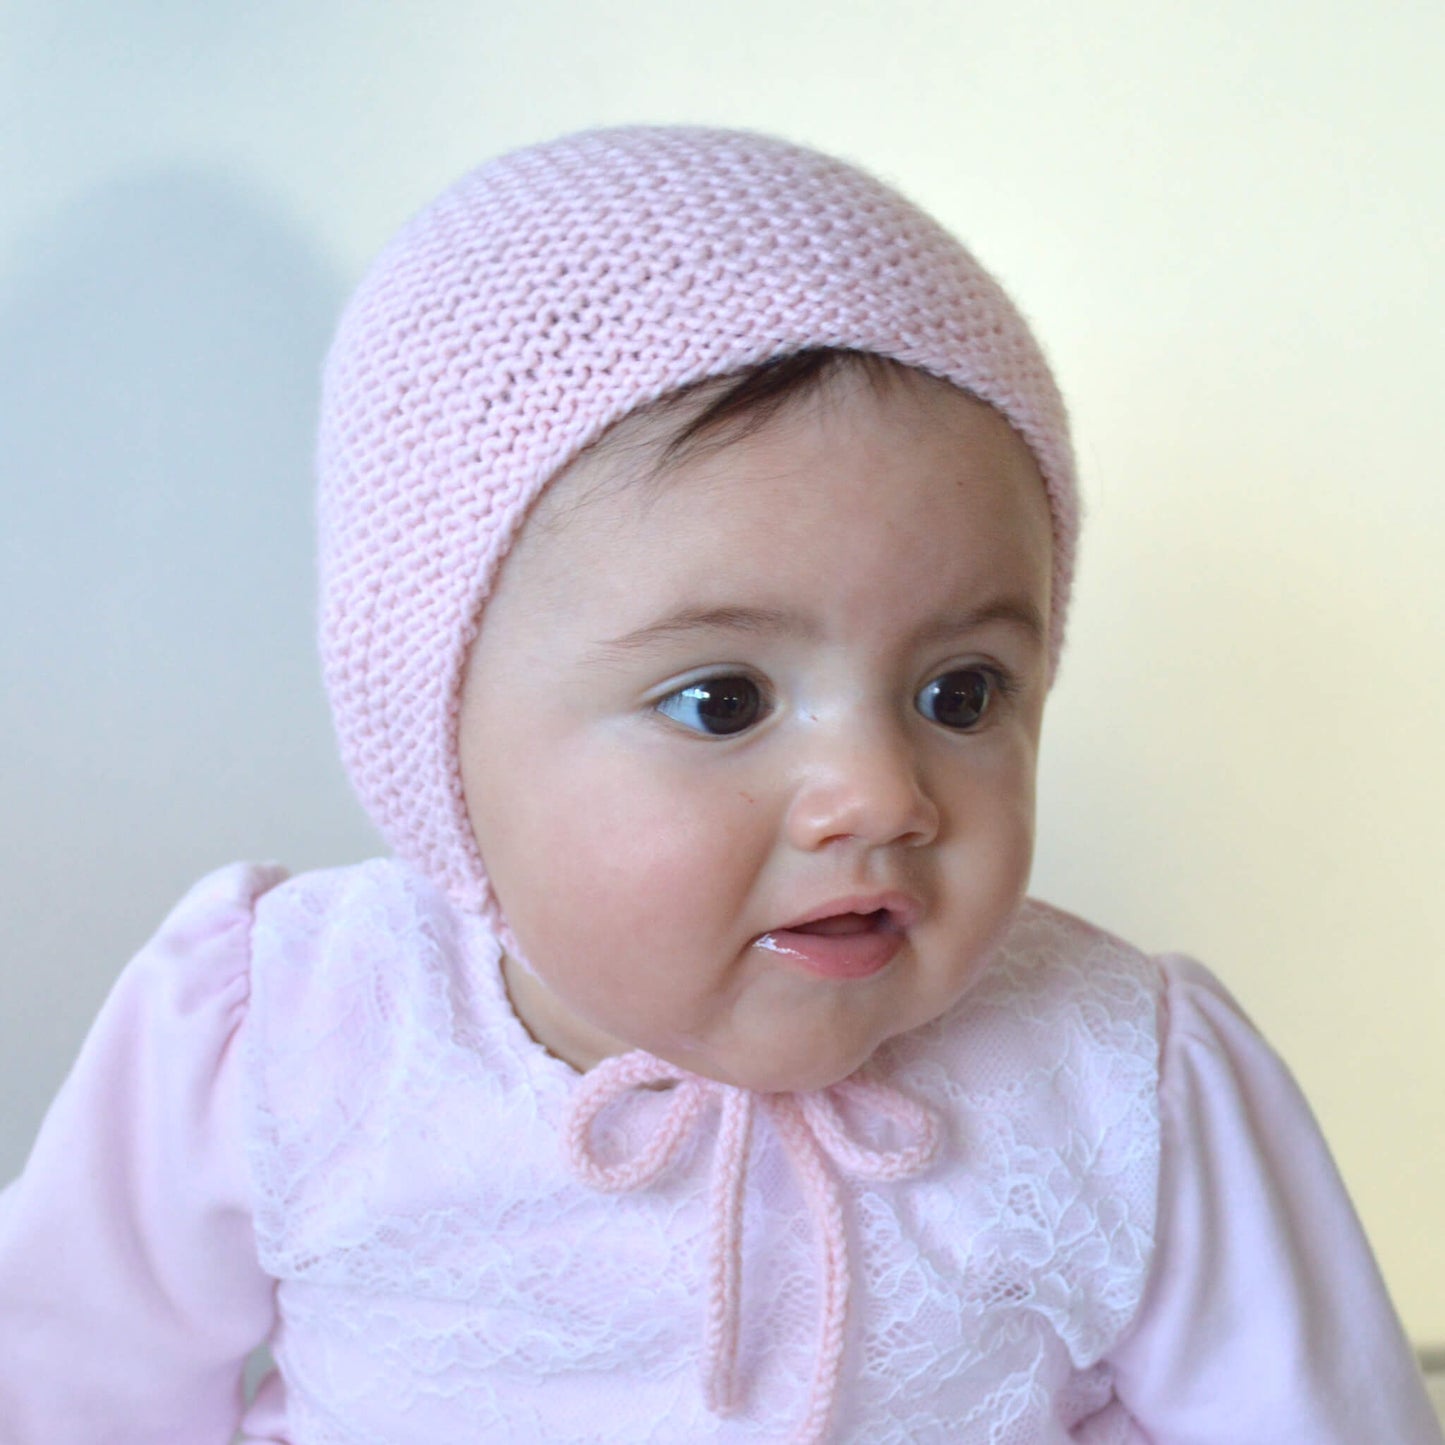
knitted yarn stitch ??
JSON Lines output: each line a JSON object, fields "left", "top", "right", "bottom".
{"left": 317, "top": 125, "right": 1079, "bottom": 917}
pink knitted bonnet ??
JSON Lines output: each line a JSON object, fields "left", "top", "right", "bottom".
{"left": 317, "top": 125, "right": 1079, "bottom": 917}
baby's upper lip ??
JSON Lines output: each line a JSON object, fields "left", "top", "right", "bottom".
{"left": 775, "top": 891, "right": 923, "bottom": 933}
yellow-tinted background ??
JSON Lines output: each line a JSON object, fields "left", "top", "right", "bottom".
{"left": 2, "top": 0, "right": 1441, "bottom": 1341}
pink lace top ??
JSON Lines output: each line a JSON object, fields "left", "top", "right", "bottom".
{"left": 0, "top": 860, "right": 1438, "bottom": 1443}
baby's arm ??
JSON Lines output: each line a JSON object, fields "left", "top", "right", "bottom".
{"left": 0, "top": 864, "right": 284, "bottom": 1445}
{"left": 1105, "top": 956, "right": 1441, "bottom": 1442}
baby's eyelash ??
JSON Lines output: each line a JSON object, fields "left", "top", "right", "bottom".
{"left": 654, "top": 674, "right": 770, "bottom": 738}
{"left": 983, "top": 666, "right": 1021, "bottom": 701}
{"left": 914, "top": 663, "right": 1019, "bottom": 732}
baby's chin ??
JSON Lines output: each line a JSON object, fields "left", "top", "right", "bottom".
{"left": 647, "top": 1025, "right": 889, "bottom": 1096}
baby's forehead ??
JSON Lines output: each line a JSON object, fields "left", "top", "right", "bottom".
{"left": 531, "top": 355, "right": 989, "bottom": 532}
{"left": 508, "top": 362, "right": 1051, "bottom": 613}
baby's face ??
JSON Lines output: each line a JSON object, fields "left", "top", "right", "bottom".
{"left": 459, "top": 368, "right": 1053, "bottom": 1092}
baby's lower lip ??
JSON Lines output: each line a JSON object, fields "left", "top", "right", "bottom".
{"left": 756, "top": 915, "right": 903, "bottom": 980}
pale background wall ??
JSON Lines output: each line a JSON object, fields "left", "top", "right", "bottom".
{"left": 2, "top": 0, "right": 1441, "bottom": 1342}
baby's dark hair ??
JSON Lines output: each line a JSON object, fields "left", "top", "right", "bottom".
{"left": 654, "top": 346, "right": 906, "bottom": 470}
{"left": 533, "top": 347, "right": 908, "bottom": 527}
{"left": 533, "top": 346, "right": 949, "bottom": 534}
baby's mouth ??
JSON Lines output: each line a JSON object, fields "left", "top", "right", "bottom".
{"left": 787, "top": 909, "right": 897, "bottom": 937}
{"left": 757, "top": 902, "right": 913, "bottom": 980}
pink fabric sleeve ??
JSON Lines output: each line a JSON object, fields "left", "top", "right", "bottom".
{"left": 1107, "top": 955, "right": 1442, "bottom": 1442}
{"left": 0, "top": 863, "right": 288, "bottom": 1445}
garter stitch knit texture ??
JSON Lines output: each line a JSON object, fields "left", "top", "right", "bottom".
{"left": 317, "top": 125, "right": 1079, "bottom": 917}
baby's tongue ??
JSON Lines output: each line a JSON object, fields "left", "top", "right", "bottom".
{"left": 791, "top": 911, "right": 876, "bottom": 936}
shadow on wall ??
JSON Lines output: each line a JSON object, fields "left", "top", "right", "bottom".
{"left": 0, "top": 167, "right": 373, "bottom": 1176}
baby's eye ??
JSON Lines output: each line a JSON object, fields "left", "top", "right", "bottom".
{"left": 656, "top": 675, "right": 767, "bottom": 737}
{"left": 915, "top": 668, "right": 997, "bottom": 731}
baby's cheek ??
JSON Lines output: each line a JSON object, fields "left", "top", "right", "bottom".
{"left": 959, "top": 753, "right": 1037, "bottom": 883}
{"left": 531, "top": 801, "right": 707, "bottom": 943}
{"left": 588, "top": 775, "right": 750, "bottom": 882}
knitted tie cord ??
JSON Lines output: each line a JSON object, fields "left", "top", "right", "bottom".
{"left": 567, "top": 1051, "right": 941, "bottom": 1443}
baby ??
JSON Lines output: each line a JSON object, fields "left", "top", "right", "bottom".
{"left": 1, "top": 126, "right": 1439, "bottom": 1444}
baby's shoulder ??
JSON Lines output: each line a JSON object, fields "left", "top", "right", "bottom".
{"left": 245, "top": 856, "right": 493, "bottom": 1050}
{"left": 883, "top": 896, "right": 1164, "bottom": 1106}
{"left": 968, "top": 895, "right": 1162, "bottom": 1015}
{"left": 1007, "top": 894, "right": 1157, "bottom": 967}
{"left": 242, "top": 857, "right": 510, "bottom": 1145}
{"left": 250, "top": 855, "right": 471, "bottom": 968}
{"left": 251, "top": 853, "right": 438, "bottom": 929}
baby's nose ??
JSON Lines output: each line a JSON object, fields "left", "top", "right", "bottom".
{"left": 783, "top": 720, "right": 939, "bottom": 851}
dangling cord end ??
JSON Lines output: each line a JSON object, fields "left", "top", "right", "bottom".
{"left": 702, "top": 1087, "right": 754, "bottom": 1415}
{"left": 765, "top": 1095, "right": 851, "bottom": 1445}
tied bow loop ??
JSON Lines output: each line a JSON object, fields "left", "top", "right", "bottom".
{"left": 566, "top": 1052, "right": 713, "bottom": 1192}
{"left": 796, "top": 1074, "right": 941, "bottom": 1180}
{"left": 565, "top": 1053, "right": 941, "bottom": 1445}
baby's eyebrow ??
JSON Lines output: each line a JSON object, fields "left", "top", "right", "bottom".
{"left": 592, "top": 605, "right": 806, "bottom": 660}
{"left": 915, "top": 598, "right": 1047, "bottom": 648}
{"left": 589, "top": 597, "right": 1046, "bottom": 661}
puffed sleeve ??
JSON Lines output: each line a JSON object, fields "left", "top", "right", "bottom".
{"left": 0, "top": 862, "right": 289, "bottom": 1445}
{"left": 1105, "top": 955, "right": 1442, "bottom": 1442}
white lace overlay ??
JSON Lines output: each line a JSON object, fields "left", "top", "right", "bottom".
{"left": 245, "top": 862, "right": 1160, "bottom": 1443}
